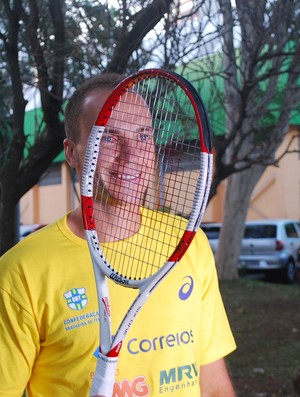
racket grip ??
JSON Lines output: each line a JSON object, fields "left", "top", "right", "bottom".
{"left": 90, "top": 352, "right": 118, "bottom": 397}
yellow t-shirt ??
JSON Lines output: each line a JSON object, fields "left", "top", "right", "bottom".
{"left": 0, "top": 213, "right": 236, "bottom": 397}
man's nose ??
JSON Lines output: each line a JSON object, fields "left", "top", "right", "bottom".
{"left": 116, "top": 136, "right": 138, "bottom": 162}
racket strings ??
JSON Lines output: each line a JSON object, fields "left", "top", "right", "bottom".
{"left": 95, "top": 209, "right": 187, "bottom": 279}
{"left": 92, "top": 76, "right": 202, "bottom": 279}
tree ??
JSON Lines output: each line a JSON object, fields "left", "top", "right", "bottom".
{"left": 1, "top": 0, "right": 299, "bottom": 278}
{"left": 0, "top": 0, "right": 174, "bottom": 254}
{"left": 155, "top": 0, "right": 300, "bottom": 280}
{"left": 0, "top": 0, "right": 66, "bottom": 254}
{"left": 214, "top": 0, "right": 300, "bottom": 279}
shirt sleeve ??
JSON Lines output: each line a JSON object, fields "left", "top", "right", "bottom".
{"left": 196, "top": 231, "right": 236, "bottom": 365}
{"left": 0, "top": 287, "right": 40, "bottom": 396}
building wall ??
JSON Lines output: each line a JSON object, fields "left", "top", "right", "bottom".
{"left": 20, "top": 163, "right": 80, "bottom": 225}
{"left": 247, "top": 127, "right": 300, "bottom": 220}
{"left": 19, "top": 128, "right": 300, "bottom": 226}
{"left": 206, "top": 127, "right": 300, "bottom": 222}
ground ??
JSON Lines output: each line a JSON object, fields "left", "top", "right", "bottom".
{"left": 220, "top": 278, "right": 300, "bottom": 397}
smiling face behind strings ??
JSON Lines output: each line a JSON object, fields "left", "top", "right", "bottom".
{"left": 73, "top": 88, "right": 156, "bottom": 212}
{"left": 64, "top": 78, "right": 156, "bottom": 240}
{"left": 95, "top": 91, "right": 156, "bottom": 208}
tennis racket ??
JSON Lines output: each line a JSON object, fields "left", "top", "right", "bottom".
{"left": 81, "top": 69, "right": 213, "bottom": 397}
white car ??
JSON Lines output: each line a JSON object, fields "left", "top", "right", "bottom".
{"left": 201, "top": 223, "right": 221, "bottom": 255}
{"left": 19, "top": 224, "right": 46, "bottom": 240}
{"left": 239, "top": 219, "right": 300, "bottom": 283}
{"left": 202, "top": 219, "right": 300, "bottom": 283}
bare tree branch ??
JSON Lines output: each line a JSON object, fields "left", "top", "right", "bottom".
{"left": 107, "top": 0, "right": 174, "bottom": 72}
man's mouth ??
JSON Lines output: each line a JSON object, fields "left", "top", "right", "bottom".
{"left": 110, "top": 172, "right": 141, "bottom": 181}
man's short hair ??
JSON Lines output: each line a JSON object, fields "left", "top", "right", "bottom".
{"left": 64, "top": 73, "right": 124, "bottom": 141}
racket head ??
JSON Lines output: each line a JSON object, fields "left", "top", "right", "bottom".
{"left": 81, "top": 69, "right": 213, "bottom": 287}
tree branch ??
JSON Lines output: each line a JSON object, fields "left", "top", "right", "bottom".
{"left": 107, "top": 0, "right": 174, "bottom": 73}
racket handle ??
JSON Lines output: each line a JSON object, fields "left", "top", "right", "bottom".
{"left": 90, "top": 352, "right": 118, "bottom": 397}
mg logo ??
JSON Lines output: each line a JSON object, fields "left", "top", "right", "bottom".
{"left": 113, "top": 376, "right": 150, "bottom": 396}
{"left": 160, "top": 363, "right": 198, "bottom": 385}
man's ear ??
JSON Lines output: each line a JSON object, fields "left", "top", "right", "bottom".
{"left": 64, "top": 138, "right": 79, "bottom": 168}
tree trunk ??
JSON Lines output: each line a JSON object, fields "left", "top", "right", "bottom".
{"left": 215, "top": 164, "right": 265, "bottom": 280}
{"left": 0, "top": 178, "right": 18, "bottom": 254}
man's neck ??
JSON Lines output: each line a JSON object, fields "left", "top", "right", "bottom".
{"left": 67, "top": 204, "right": 142, "bottom": 242}
{"left": 94, "top": 203, "right": 141, "bottom": 242}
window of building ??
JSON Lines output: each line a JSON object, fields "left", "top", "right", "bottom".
{"left": 39, "top": 163, "right": 62, "bottom": 186}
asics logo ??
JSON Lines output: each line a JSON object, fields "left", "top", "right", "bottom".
{"left": 178, "top": 276, "right": 194, "bottom": 300}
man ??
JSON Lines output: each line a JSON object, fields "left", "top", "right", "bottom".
{"left": 0, "top": 73, "right": 236, "bottom": 396}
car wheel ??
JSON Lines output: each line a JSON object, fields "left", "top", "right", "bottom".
{"left": 283, "top": 259, "right": 296, "bottom": 284}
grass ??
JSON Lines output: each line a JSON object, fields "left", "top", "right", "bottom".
{"left": 220, "top": 278, "right": 300, "bottom": 397}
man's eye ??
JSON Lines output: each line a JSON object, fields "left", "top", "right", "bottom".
{"left": 102, "top": 134, "right": 116, "bottom": 143}
{"left": 138, "top": 132, "right": 152, "bottom": 142}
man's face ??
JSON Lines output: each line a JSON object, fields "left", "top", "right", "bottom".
{"left": 80, "top": 89, "right": 156, "bottom": 207}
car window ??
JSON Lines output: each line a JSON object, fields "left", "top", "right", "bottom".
{"left": 244, "top": 225, "right": 276, "bottom": 238}
{"left": 285, "top": 223, "right": 299, "bottom": 238}
{"left": 202, "top": 226, "right": 220, "bottom": 239}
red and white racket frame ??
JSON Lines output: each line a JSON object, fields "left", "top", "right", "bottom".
{"left": 81, "top": 69, "right": 213, "bottom": 397}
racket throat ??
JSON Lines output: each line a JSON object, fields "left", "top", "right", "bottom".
{"left": 101, "top": 341, "right": 123, "bottom": 358}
